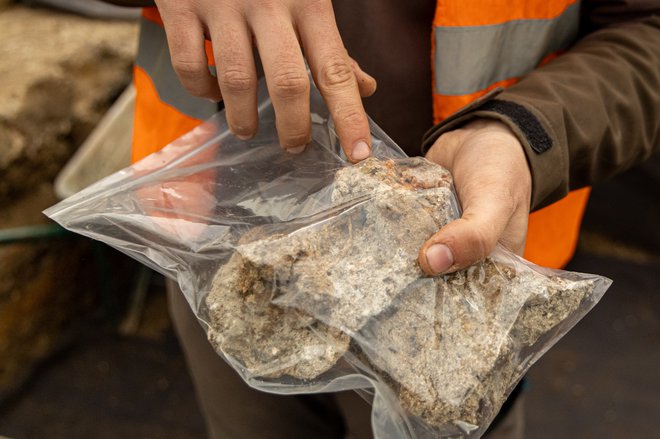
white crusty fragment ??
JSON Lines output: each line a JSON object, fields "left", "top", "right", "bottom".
{"left": 233, "top": 158, "right": 457, "bottom": 332}
{"left": 206, "top": 251, "right": 351, "bottom": 380}
{"left": 356, "top": 258, "right": 597, "bottom": 430}
{"left": 204, "top": 156, "right": 603, "bottom": 433}
{"left": 205, "top": 157, "right": 458, "bottom": 378}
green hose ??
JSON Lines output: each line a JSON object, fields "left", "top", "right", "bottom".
{"left": 0, "top": 223, "right": 71, "bottom": 245}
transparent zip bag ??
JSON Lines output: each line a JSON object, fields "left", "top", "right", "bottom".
{"left": 45, "top": 79, "right": 611, "bottom": 438}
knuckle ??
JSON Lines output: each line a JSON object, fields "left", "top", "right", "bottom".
{"left": 439, "top": 129, "right": 461, "bottom": 146}
{"left": 319, "top": 56, "right": 354, "bottom": 89}
{"left": 501, "top": 189, "right": 518, "bottom": 214}
{"left": 171, "top": 58, "right": 213, "bottom": 97}
{"left": 471, "top": 227, "right": 495, "bottom": 260}
{"left": 271, "top": 69, "right": 309, "bottom": 99}
{"left": 231, "top": 126, "right": 256, "bottom": 138}
{"left": 228, "top": 115, "right": 257, "bottom": 137}
{"left": 435, "top": 130, "right": 463, "bottom": 160}
{"left": 172, "top": 57, "right": 207, "bottom": 79}
{"left": 300, "top": 0, "right": 331, "bottom": 15}
{"left": 219, "top": 68, "right": 255, "bottom": 94}
{"left": 280, "top": 130, "right": 310, "bottom": 148}
{"left": 250, "top": 0, "right": 277, "bottom": 13}
{"left": 334, "top": 107, "right": 367, "bottom": 128}
{"left": 489, "top": 186, "right": 518, "bottom": 216}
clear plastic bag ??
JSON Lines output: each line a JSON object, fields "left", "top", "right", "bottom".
{"left": 45, "top": 79, "right": 611, "bottom": 438}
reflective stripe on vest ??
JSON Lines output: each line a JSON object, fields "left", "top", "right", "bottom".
{"left": 131, "top": 10, "right": 216, "bottom": 162}
{"left": 136, "top": 15, "right": 217, "bottom": 121}
{"left": 432, "top": 0, "right": 588, "bottom": 269}
{"left": 432, "top": 0, "right": 581, "bottom": 122}
{"left": 433, "top": 2, "right": 579, "bottom": 96}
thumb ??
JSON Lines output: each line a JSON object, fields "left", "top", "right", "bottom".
{"left": 418, "top": 193, "right": 514, "bottom": 275}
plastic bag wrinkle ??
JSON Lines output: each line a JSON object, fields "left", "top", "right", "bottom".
{"left": 45, "top": 79, "right": 611, "bottom": 438}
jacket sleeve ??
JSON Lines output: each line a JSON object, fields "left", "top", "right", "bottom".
{"left": 422, "top": 5, "right": 660, "bottom": 211}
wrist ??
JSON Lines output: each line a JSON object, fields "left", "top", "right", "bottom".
{"left": 431, "top": 117, "right": 527, "bottom": 168}
{"left": 459, "top": 118, "right": 519, "bottom": 139}
{"left": 433, "top": 117, "right": 532, "bottom": 209}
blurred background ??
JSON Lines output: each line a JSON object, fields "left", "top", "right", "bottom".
{"left": 0, "top": 1, "right": 658, "bottom": 438}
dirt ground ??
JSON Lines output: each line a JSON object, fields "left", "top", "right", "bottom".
{"left": 0, "top": 162, "right": 658, "bottom": 438}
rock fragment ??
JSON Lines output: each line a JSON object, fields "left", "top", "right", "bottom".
{"left": 207, "top": 252, "right": 350, "bottom": 380}
{"left": 204, "top": 156, "right": 603, "bottom": 435}
{"left": 206, "top": 158, "right": 456, "bottom": 378}
{"left": 357, "top": 257, "right": 597, "bottom": 431}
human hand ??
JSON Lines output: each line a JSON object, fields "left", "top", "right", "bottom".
{"left": 418, "top": 119, "right": 532, "bottom": 275}
{"left": 154, "top": 0, "right": 376, "bottom": 161}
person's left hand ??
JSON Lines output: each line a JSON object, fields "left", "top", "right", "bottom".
{"left": 418, "top": 119, "right": 532, "bottom": 275}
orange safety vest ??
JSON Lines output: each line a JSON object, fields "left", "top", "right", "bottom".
{"left": 132, "top": 1, "right": 590, "bottom": 269}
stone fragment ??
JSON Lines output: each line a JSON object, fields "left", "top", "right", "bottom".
{"left": 357, "top": 257, "right": 598, "bottom": 431}
{"left": 207, "top": 252, "right": 351, "bottom": 380}
{"left": 237, "top": 158, "right": 456, "bottom": 332}
{"left": 204, "top": 156, "right": 603, "bottom": 434}
{"left": 206, "top": 158, "right": 456, "bottom": 378}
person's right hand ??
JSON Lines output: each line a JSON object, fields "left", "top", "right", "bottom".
{"left": 154, "top": 0, "right": 377, "bottom": 162}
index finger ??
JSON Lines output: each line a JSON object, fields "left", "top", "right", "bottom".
{"left": 294, "top": 1, "right": 371, "bottom": 163}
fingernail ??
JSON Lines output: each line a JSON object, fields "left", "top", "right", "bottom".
{"left": 426, "top": 244, "right": 454, "bottom": 274}
{"left": 236, "top": 133, "right": 252, "bottom": 141}
{"left": 352, "top": 140, "right": 370, "bottom": 161}
{"left": 287, "top": 145, "right": 306, "bottom": 154}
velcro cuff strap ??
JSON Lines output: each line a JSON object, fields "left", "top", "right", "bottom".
{"left": 421, "top": 89, "right": 553, "bottom": 156}
{"left": 478, "top": 100, "right": 552, "bottom": 154}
